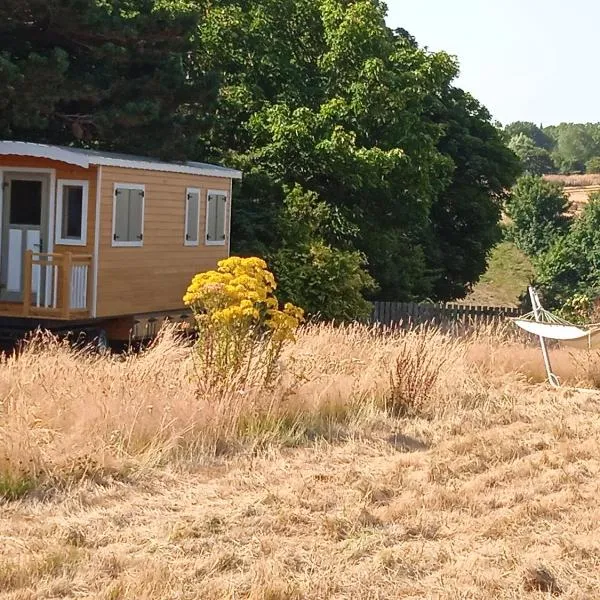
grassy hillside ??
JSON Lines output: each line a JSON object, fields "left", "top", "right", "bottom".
{"left": 464, "top": 241, "right": 535, "bottom": 307}
{"left": 1, "top": 326, "right": 600, "bottom": 598}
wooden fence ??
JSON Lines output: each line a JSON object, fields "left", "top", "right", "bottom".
{"left": 370, "top": 301, "right": 521, "bottom": 328}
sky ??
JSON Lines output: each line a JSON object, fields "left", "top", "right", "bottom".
{"left": 385, "top": 0, "right": 600, "bottom": 127}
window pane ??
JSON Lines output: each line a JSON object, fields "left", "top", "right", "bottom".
{"left": 10, "top": 180, "right": 42, "bottom": 225}
{"left": 62, "top": 185, "right": 83, "bottom": 239}
{"left": 186, "top": 191, "right": 199, "bottom": 243}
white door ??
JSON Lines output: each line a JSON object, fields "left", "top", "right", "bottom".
{"left": 1, "top": 174, "right": 49, "bottom": 302}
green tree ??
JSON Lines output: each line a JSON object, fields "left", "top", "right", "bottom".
{"left": 213, "top": 0, "right": 520, "bottom": 304}
{"left": 504, "top": 121, "right": 554, "bottom": 151}
{"left": 549, "top": 124, "right": 599, "bottom": 173}
{"left": 508, "top": 133, "right": 555, "bottom": 175}
{"left": 1, "top": 0, "right": 523, "bottom": 314}
{"left": 426, "top": 89, "right": 522, "bottom": 300}
{"left": 270, "top": 186, "right": 376, "bottom": 320}
{"left": 505, "top": 175, "right": 571, "bottom": 256}
{"left": 537, "top": 194, "right": 600, "bottom": 309}
{"left": 219, "top": 0, "right": 457, "bottom": 302}
{"left": 0, "top": 0, "right": 216, "bottom": 158}
{"left": 585, "top": 156, "right": 600, "bottom": 174}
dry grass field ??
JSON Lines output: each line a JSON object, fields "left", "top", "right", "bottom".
{"left": 1, "top": 325, "right": 600, "bottom": 599}
{"left": 543, "top": 174, "right": 600, "bottom": 215}
{"left": 544, "top": 174, "right": 600, "bottom": 188}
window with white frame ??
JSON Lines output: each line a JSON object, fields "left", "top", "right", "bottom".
{"left": 56, "top": 180, "right": 88, "bottom": 245}
{"left": 112, "top": 184, "right": 145, "bottom": 247}
{"left": 184, "top": 188, "right": 200, "bottom": 246}
{"left": 205, "top": 190, "right": 227, "bottom": 245}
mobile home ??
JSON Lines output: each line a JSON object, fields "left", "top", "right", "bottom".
{"left": 0, "top": 141, "right": 242, "bottom": 343}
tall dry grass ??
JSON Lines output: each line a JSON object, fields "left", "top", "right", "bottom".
{"left": 1, "top": 322, "right": 600, "bottom": 498}
{"left": 3, "top": 323, "right": 600, "bottom": 599}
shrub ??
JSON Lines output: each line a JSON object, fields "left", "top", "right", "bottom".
{"left": 586, "top": 156, "right": 600, "bottom": 174}
{"left": 536, "top": 194, "right": 600, "bottom": 310}
{"left": 557, "top": 293, "right": 594, "bottom": 324}
{"left": 183, "top": 257, "right": 304, "bottom": 388}
{"left": 272, "top": 243, "right": 376, "bottom": 322}
{"left": 386, "top": 328, "right": 450, "bottom": 418}
{"left": 504, "top": 175, "right": 571, "bottom": 256}
{"left": 269, "top": 185, "right": 377, "bottom": 321}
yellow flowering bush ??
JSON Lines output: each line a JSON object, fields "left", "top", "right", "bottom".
{"left": 184, "top": 257, "right": 304, "bottom": 385}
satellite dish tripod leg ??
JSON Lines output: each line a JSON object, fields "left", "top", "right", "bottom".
{"left": 528, "top": 286, "right": 560, "bottom": 387}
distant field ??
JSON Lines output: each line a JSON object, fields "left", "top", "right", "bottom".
{"left": 544, "top": 174, "right": 600, "bottom": 187}
{"left": 1, "top": 326, "right": 600, "bottom": 598}
{"left": 463, "top": 241, "right": 534, "bottom": 308}
{"left": 543, "top": 175, "right": 600, "bottom": 213}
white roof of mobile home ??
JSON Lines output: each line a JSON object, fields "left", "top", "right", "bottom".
{"left": 0, "top": 141, "right": 242, "bottom": 179}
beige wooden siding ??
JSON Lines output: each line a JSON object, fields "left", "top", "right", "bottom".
{"left": 0, "top": 155, "right": 96, "bottom": 256}
{"left": 96, "top": 166, "right": 231, "bottom": 318}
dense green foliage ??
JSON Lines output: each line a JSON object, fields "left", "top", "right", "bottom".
{"left": 2, "top": 0, "right": 523, "bottom": 319}
{"left": 269, "top": 186, "right": 376, "bottom": 320}
{"left": 501, "top": 123, "right": 600, "bottom": 313}
{"left": 585, "top": 157, "right": 600, "bottom": 174}
{"left": 536, "top": 195, "right": 600, "bottom": 309}
{"left": 508, "top": 134, "right": 554, "bottom": 176}
{"left": 504, "top": 121, "right": 600, "bottom": 175}
{"left": 504, "top": 175, "right": 571, "bottom": 256}
{"left": 550, "top": 124, "right": 597, "bottom": 173}
{"left": 426, "top": 89, "right": 521, "bottom": 300}
{"left": 501, "top": 130, "right": 600, "bottom": 313}
{"left": 209, "top": 0, "right": 520, "bottom": 305}
{"left": 504, "top": 121, "right": 554, "bottom": 151}
{"left": 504, "top": 175, "right": 600, "bottom": 316}
{"left": 0, "top": 0, "right": 215, "bottom": 158}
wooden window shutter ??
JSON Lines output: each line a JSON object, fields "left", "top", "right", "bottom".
{"left": 185, "top": 190, "right": 200, "bottom": 244}
{"left": 114, "top": 188, "right": 130, "bottom": 242}
{"left": 216, "top": 195, "right": 226, "bottom": 241}
{"left": 206, "top": 194, "right": 217, "bottom": 242}
{"left": 128, "top": 189, "right": 144, "bottom": 241}
{"left": 206, "top": 192, "right": 227, "bottom": 244}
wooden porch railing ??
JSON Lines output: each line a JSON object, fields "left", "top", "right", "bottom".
{"left": 23, "top": 251, "right": 93, "bottom": 319}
